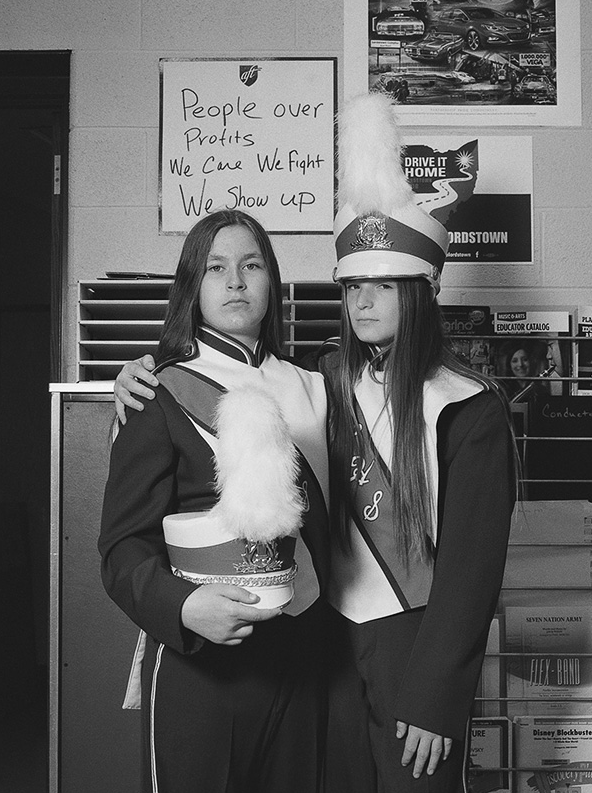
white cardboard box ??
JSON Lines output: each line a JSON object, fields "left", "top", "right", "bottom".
{"left": 503, "top": 546, "right": 592, "bottom": 589}
{"left": 510, "top": 501, "right": 592, "bottom": 545}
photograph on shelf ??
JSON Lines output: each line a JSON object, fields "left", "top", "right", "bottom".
{"left": 514, "top": 716, "right": 592, "bottom": 793}
{"left": 468, "top": 717, "right": 511, "bottom": 793}
{"left": 404, "top": 135, "right": 533, "bottom": 264}
{"left": 491, "top": 309, "right": 573, "bottom": 402}
{"left": 576, "top": 306, "right": 592, "bottom": 395}
{"left": 441, "top": 305, "right": 495, "bottom": 374}
{"left": 343, "top": 0, "right": 582, "bottom": 126}
{"left": 505, "top": 606, "right": 592, "bottom": 719}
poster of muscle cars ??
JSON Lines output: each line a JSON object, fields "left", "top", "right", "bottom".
{"left": 343, "top": 0, "right": 581, "bottom": 125}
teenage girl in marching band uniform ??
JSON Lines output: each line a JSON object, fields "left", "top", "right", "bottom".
{"left": 100, "top": 209, "right": 329, "bottom": 793}
{"left": 317, "top": 93, "right": 515, "bottom": 792}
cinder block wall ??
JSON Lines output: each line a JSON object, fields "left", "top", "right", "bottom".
{"left": 2, "top": 0, "right": 591, "bottom": 381}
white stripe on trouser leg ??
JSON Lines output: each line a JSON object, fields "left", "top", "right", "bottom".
{"left": 462, "top": 718, "right": 471, "bottom": 793}
{"left": 150, "top": 644, "right": 165, "bottom": 793}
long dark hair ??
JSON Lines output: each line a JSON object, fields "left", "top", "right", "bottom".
{"left": 156, "top": 210, "right": 284, "bottom": 365}
{"left": 329, "top": 278, "right": 504, "bottom": 562}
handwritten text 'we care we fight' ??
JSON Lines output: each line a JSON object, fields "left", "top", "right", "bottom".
{"left": 168, "top": 91, "right": 328, "bottom": 216}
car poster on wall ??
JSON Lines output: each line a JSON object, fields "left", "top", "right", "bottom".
{"left": 405, "top": 135, "right": 533, "bottom": 262}
{"left": 344, "top": 0, "right": 581, "bottom": 126}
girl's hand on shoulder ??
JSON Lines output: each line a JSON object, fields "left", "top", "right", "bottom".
{"left": 114, "top": 354, "right": 159, "bottom": 423}
{"left": 180, "top": 584, "right": 281, "bottom": 646}
{"left": 396, "top": 721, "right": 452, "bottom": 778}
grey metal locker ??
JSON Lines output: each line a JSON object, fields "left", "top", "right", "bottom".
{"left": 50, "top": 386, "right": 140, "bottom": 793}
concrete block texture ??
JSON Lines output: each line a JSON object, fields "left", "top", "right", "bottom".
{"left": 534, "top": 131, "right": 592, "bottom": 209}
{"left": 69, "top": 206, "right": 184, "bottom": 280}
{"left": 541, "top": 209, "right": 592, "bottom": 287}
{"left": 140, "top": 0, "right": 300, "bottom": 52}
{"left": 69, "top": 129, "right": 148, "bottom": 207}
{"left": 70, "top": 52, "right": 160, "bottom": 128}
{"left": 0, "top": 0, "right": 140, "bottom": 50}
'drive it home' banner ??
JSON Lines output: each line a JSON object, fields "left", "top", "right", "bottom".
{"left": 159, "top": 58, "right": 337, "bottom": 234}
{"left": 404, "top": 135, "right": 533, "bottom": 264}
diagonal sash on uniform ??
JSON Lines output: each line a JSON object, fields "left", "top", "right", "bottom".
{"left": 157, "top": 364, "right": 328, "bottom": 615}
{"left": 352, "top": 406, "right": 434, "bottom": 611}
{"left": 157, "top": 365, "right": 224, "bottom": 435}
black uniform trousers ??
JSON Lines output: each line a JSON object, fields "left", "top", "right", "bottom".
{"left": 325, "top": 607, "right": 469, "bottom": 793}
{"left": 140, "top": 602, "right": 328, "bottom": 793}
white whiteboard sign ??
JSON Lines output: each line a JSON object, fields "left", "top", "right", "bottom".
{"left": 159, "top": 58, "right": 337, "bottom": 234}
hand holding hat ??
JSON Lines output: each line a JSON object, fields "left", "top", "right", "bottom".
{"left": 164, "top": 386, "right": 305, "bottom": 609}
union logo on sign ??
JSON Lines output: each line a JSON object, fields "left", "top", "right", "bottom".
{"left": 240, "top": 64, "right": 261, "bottom": 87}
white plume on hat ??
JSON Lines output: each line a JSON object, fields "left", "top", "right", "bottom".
{"left": 333, "top": 92, "right": 449, "bottom": 292}
{"left": 209, "top": 385, "right": 304, "bottom": 543}
{"left": 338, "top": 92, "right": 414, "bottom": 216}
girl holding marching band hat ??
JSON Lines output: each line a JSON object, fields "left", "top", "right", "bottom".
{"left": 99, "top": 209, "right": 330, "bottom": 793}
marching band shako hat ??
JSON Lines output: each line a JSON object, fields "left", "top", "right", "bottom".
{"left": 333, "top": 93, "right": 449, "bottom": 295}
{"left": 162, "top": 385, "right": 305, "bottom": 609}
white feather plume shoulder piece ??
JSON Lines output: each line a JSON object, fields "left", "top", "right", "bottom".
{"left": 338, "top": 92, "right": 415, "bottom": 216}
{"left": 209, "top": 385, "right": 304, "bottom": 543}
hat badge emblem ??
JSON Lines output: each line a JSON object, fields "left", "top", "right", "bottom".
{"left": 351, "top": 215, "right": 393, "bottom": 252}
{"left": 234, "top": 539, "right": 283, "bottom": 573}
